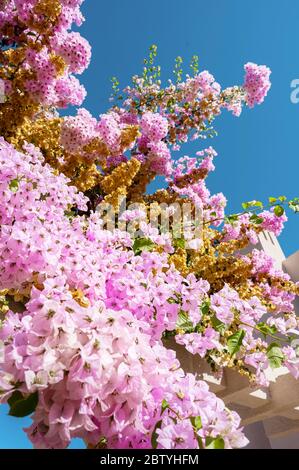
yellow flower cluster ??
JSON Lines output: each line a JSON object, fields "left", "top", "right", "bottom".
{"left": 169, "top": 248, "right": 189, "bottom": 276}
{"left": 100, "top": 158, "right": 141, "bottom": 209}
{"left": 0, "top": 1, "right": 63, "bottom": 142}
{"left": 128, "top": 162, "right": 156, "bottom": 203}
{"left": 32, "top": 0, "right": 62, "bottom": 26}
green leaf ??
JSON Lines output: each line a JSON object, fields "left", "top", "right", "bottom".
{"left": 190, "top": 416, "right": 204, "bottom": 448}
{"left": 249, "top": 214, "right": 264, "bottom": 224}
{"left": 64, "top": 210, "right": 75, "bottom": 218}
{"left": 278, "top": 196, "right": 287, "bottom": 202}
{"left": 205, "top": 436, "right": 225, "bottom": 449}
{"left": 267, "top": 342, "right": 284, "bottom": 368}
{"left": 176, "top": 310, "right": 194, "bottom": 332}
{"left": 226, "top": 214, "right": 239, "bottom": 224}
{"left": 151, "top": 420, "right": 162, "bottom": 449}
{"left": 257, "top": 322, "right": 277, "bottom": 338}
{"left": 252, "top": 200, "right": 263, "bottom": 208}
{"left": 289, "top": 199, "right": 299, "bottom": 213}
{"left": 161, "top": 399, "right": 169, "bottom": 414}
{"left": 242, "top": 200, "right": 263, "bottom": 210}
{"left": 9, "top": 179, "right": 19, "bottom": 192}
{"left": 274, "top": 205, "right": 285, "bottom": 217}
{"left": 191, "top": 415, "right": 202, "bottom": 430}
{"left": 227, "top": 329, "right": 245, "bottom": 356}
{"left": 268, "top": 197, "right": 277, "bottom": 204}
{"left": 174, "top": 238, "right": 185, "bottom": 249}
{"left": 211, "top": 315, "right": 226, "bottom": 335}
{"left": 194, "top": 323, "right": 204, "bottom": 334}
{"left": 8, "top": 391, "right": 38, "bottom": 418}
{"left": 7, "top": 391, "right": 22, "bottom": 407}
{"left": 133, "top": 238, "right": 155, "bottom": 255}
{"left": 190, "top": 55, "right": 199, "bottom": 75}
{"left": 201, "top": 300, "right": 210, "bottom": 316}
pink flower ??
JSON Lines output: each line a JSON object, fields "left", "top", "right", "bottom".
{"left": 96, "top": 112, "right": 122, "bottom": 152}
{"left": 282, "top": 346, "right": 299, "bottom": 379}
{"left": 141, "top": 112, "right": 168, "bottom": 142}
{"left": 51, "top": 31, "right": 91, "bottom": 75}
{"left": 244, "top": 62, "right": 271, "bottom": 108}
{"left": 210, "top": 293, "right": 234, "bottom": 325}
{"left": 157, "top": 420, "right": 197, "bottom": 449}
{"left": 176, "top": 328, "right": 220, "bottom": 357}
{"left": 60, "top": 108, "right": 98, "bottom": 155}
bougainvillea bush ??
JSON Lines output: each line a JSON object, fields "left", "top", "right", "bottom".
{"left": 1, "top": 0, "right": 299, "bottom": 449}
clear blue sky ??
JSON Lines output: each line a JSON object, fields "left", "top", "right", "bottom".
{"left": 1, "top": 0, "right": 299, "bottom": 449}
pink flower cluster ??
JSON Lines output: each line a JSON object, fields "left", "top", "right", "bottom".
{"left": 60, "top": 108, "right": 98, "bottom": 155}
{"left": 1, "top": 294, "right": 246, "bottom": 448}
{"left": 97, "top": 112, "right": 122, "bottom": 153}
{"left": 25, "top": 48, "right": 87, "bottom": 108}
{"left": 174, "top": 282, "right": 299, "bottom": 387}
{"left": 244, "top": 63, "right": 271, "bottom": 108}
{"left": 0, "top": 0, "right": 89, "bottom": 108}
{"left": 260, "top": 208, "right": 287, "bottom": 236}
{"left": 0, "top": 139, "right": 247, "bottom": 448}
{"left": 0, "top": 138, "right": 87, "bottom": 289}
{"left": 222, "top": 206, "right": 287, "bottom": 245}
{"left": 120, "top": 61, "right": 271, "bottom": 153}
{"left": 147, "top": 140, "right": 172, "bottom": 176}
{"left": 176, "top": 328, "right": 220, "bottom": 358}
{"left": 60, "top": 110, "right": 127, "bottom": 157}
{"left": 1, "top": 0, "right": 84, "bottom": 32}
{"left": 168, "top": 146, "right": 228, "bottom": 224}
{"left": 178, "top": 71, "right": 221, "bottom": 102}
{"left": 51, "top": 31, "right": 91, "bottom": 75}
{"left": 140, "top": 112, "right": 168, "bottom": 142}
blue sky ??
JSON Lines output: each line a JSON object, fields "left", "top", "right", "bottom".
{"left": 1, "top": 0, "right": 299, "bottom": 449}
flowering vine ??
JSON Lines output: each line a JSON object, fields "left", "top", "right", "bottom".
{"left": 0, "top": 0, "right": 299, "bottom": 450}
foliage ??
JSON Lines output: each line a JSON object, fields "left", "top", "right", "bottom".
{"left": 0, "top": 0, "right": 299, "bottom": 451}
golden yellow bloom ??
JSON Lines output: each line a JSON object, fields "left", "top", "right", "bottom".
{"left": 71, "top": 289, "right": 90, "bottom": 308}
{"left": 101, "top": 158, "right": 141, "bottom": 194}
